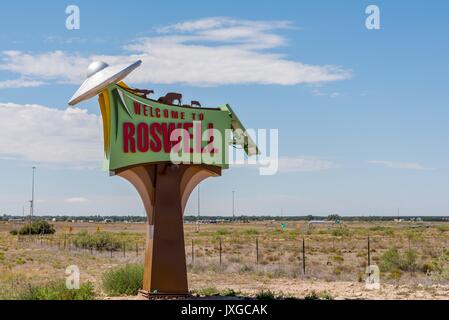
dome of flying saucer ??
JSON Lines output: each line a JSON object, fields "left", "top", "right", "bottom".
{"left": 87, "top": 61, "right": 109, "bottom": 78}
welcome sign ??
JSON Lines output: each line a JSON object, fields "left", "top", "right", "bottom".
{"left": 99, "top": 84, "right": 235, "bottom": 172}
{"left": 69, "top": 60, "right": 259, "bottom": 296}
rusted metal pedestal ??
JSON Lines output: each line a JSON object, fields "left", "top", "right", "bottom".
{"left": 116, "top": 163, "right": 221, "bottom": 297}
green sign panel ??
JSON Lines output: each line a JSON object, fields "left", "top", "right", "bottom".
{"left": 102, "top": 85, "right": 233, "bottom": 172}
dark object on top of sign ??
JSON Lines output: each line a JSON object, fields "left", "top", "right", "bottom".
{"left": 158, "top": 92, "right": 182, "bottom": 106}
{"left": 133, "top": 88, "right": 154, "bottom": 99}
{"left": 191, "top": 100, "right": 201, "bottom": 108}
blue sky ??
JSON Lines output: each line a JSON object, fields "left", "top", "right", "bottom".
{"left": 0, "top": 1, "right": 448, "bottom": 216}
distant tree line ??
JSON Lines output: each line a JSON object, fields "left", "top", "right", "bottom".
{"left": 2, "top": 214, "right": 449, "bottom": 222}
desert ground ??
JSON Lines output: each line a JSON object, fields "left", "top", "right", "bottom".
{"left": 2, "top": 219, "right": 449, "bottom": 299}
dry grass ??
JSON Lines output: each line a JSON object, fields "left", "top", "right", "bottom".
{"left": 2, "top": 220, "right": 449, "bottom": 299}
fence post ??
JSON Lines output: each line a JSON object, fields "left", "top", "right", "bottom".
{"left": 219, "top": 238, "right": 222, "bottom": 266}
{"left": 256, "top": 237, "right": 259, "bottom": 264}
{"left": 136, "top": 243, "right": 139, "bottom": 257}
{"left": 302, "top": 237, "right": 306, "bottom": 275}
{"left": 123, "top": 242, "right": 126, "bottom": 257}
{"left": 191, "top": 239, "right": 194, "bottom": 264}
{"left": 367, "top": 236, "right": 371, "bottom": 266}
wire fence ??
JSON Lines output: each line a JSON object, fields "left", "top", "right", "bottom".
{"left": 14, "top": 233, "right": 449, "bottom": 283}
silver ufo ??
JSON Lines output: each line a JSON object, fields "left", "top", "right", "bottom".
{"left": 68, "top": 60, "right": 142, "bottom": 106}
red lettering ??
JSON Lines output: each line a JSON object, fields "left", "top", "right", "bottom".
{"left": 183, "top": 123, "right": 193, "bottom": 153}
{"left": 123, "top": 122, "right": 136, "bottom": 153}
{"left": 205, "top": 123, "right": 216, "bottom": 154}
{"left": 137, "top": 123, "right": 149, "bottom": 152}
{"left": 194, "top": 121, "right": 202, "bottom": 153}
{"left": 150, "top": 123, "right": 162, "bottom": 152}
{"left": 161, "top": 123, "right": 176, "bottom": 153}
{"left": 133, "top": 102, "right": 141, "bottom": 115}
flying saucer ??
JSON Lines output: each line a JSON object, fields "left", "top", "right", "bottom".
{"left": 68, "top": 60, "right": 142, "bottom": 106}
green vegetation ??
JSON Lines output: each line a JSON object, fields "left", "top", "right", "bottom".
{"left": 331, "top": 227, "right": 351, "bottom": 237}
{"left": 304, "top": 290, "right": 334, "bottom": 300}
{"left": 193, "top": 287, "right": 239, "bottom": 297}
{"left": 10, "top": 220, "right": 55, "bottom": 235}
{"left": 216, "top": 229, "right": 232, "bottom": 236}
{"left": 72, "top": 230, "right": 137, "bottom": 251}
{"left": 380, "top": 247, "right": 417, "bottom": 273}
{"left": 102, "top": 264, "right": 144, "bottom": 296}
{"left": 242, "top": 228, "right": 259, "bottom": 236}
{"left": 255, "top": 289, "right": 276, "bottom": 300}
{"left": 17, "top": 281, "right": 95, "bottom": 300}
{"left": 369, "top": 226, "right": 394, "bottom": 236}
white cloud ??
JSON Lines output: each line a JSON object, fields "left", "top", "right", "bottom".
{"left": 0, "top": 103, "right": 102, "bottom": 165}
{"left": 233, "top": 156, "right": 336, "bottom": 173}
{"left": 64, "top": 197, "right": 88, "bottom": 203}
{"left": 0, "top": 17, "right": 351, "bottom": 88}
{"left": 0, "top": 77, "right": 45, "bottom": 89}
{"left": 278, "top": 157, "right": 336, "bottom": 172}
{"left": 156, "top": 17, "right": 291, "bottom": 33}
{"left": 0, "top": 50, "right": 90, "bottom": 84}
{"left": 368, "top": 160, "right": 432, "bottom": 170}
{"left": 329, "top": 92, "right": 340, "bottom": 98}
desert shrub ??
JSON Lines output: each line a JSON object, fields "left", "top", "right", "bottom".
{"left": 427, "top": 252, "right": 449, "bottom": 281}
{"left": 102, "top": 264, "right": 144, "bottom": 296}
{"left": 304, "top": 290, "right": 334, "bottom": 300}
{"left": 256, "top": 290, "right": 276, "bottom": 300}
{"left": 333, "top": 255, "right": 344, "bottom": 262}
{"left": 194, "top": 286, "right": 220, "bottom": 296}
{"left": 72, "top": 230, "right": 133, "bottom": 251}
{"left": 193, "top": 287, "right": 239, "bottom": 297}
{"left": 388, "top": 269, "right": 402, "bottom": 280}
{"left": 17, "top": 281, "right": 95, "bottom": 300}
{"left": 239, "top": 264, "right": 254, "bottom": 273}
{"left": 10, "top": 220, "right": 55, "bottom": 235}
{"left": 331, "top": 227, "right": 351, "bottom": 237}
{"left": 333, "top": 266, "right": 342, "bottom": 275}
{"left": 221, "top": 288, "right": 239, "bottom": 296}
{"left": 401, "top": 250, "right": 417, "bottom": 271}
{"left": 406, "top": 229, "right": 423, "bottom": 242}
{"left": 421, "top": 262, "right": 434, "bottom": 274}
{"left": 437, "top": 225, "right": 449, "bottom": 233}
{"left": 216, "top": 229, "right": 231, "bottom": 236}
{"left": 380, "top": 248, "right": 417, "bottom": 273}
{"left": 242, "top": 229, "right": 259, "bottom": 236}
{"left": 369, "top": 226, "right": 394, "bottom": 236}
